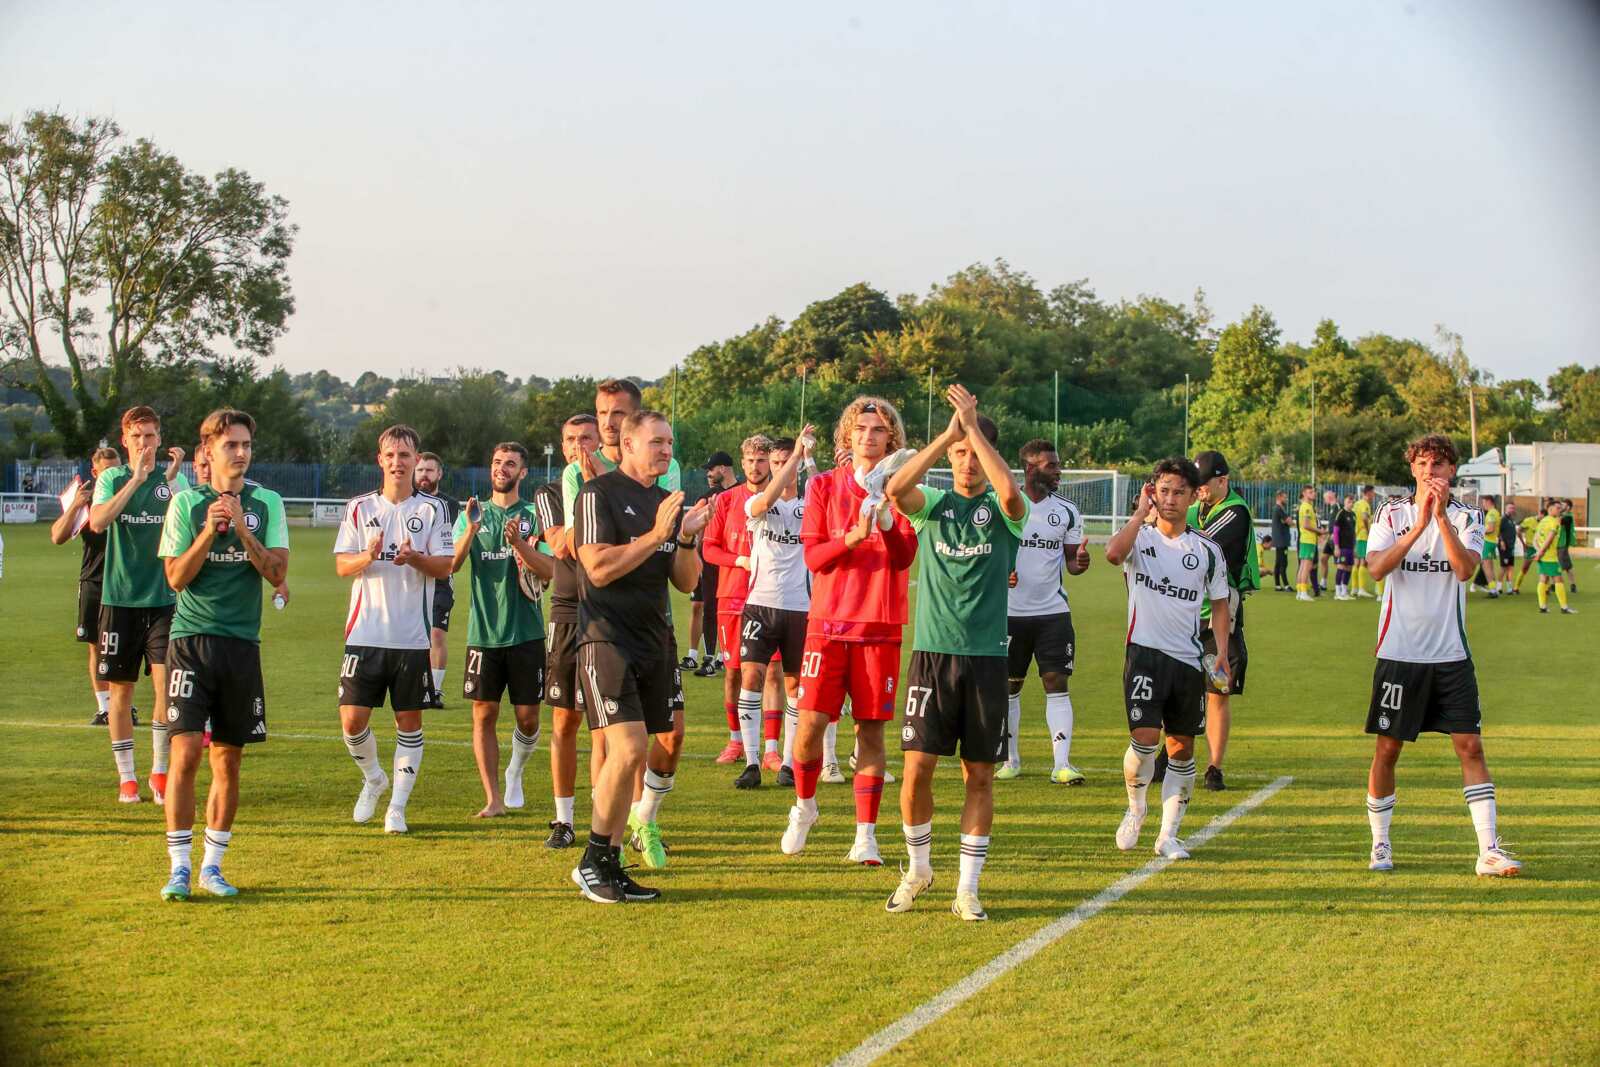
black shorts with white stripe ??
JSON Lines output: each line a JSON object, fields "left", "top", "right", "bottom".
{"left": 577, "top": 640, "right": 675, "bottom": 734}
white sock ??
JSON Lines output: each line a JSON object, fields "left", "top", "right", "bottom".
{"left": 798, "top": 795, "right": 818, "bottom": 818}
{"left": 166, "top": 829, "right": 192, "bottom": 873}
{"left": 903, "top": 821, "right": 932, "bottom": 878}
{"left": 636, "top": 768, "right": 673, "bottom": 823}
{"left": 390, "top": 729, "right": 423, "bottom": 810}
{"left": 202, "top": 827, "right": 231, "bottom": 871}
{"left": 1045, "top": 692, "right": 1074, "bottom": 770}
{"left": 737, "top": 688, "right": 762, "bottom": 767}
{"left": 823, "top": 719, "right": 838, "bottom": 764}
{"left": 1123, "top": 740, "right": 1157, "bottom": 816}
{"left": 1005, "top": 693, "right": 1022, "bottom": 766}
{"left": 1158, "top": 757, "right": 1196, "bottom": 841}
{"left": 1366, "top": 792, "right": 1395, "bottom": 846}
{"left": 343, "top": 728, "right": 383, "bottom": 783}
{"left": 685, "top": 648, "right": 699, "bottom": 665}
{"left": 854, "top": 820, "right": 876, "bottom": 846}
{"left": 763, "top": 733, "right": 779, "bottom": 755}
{"left": 958, "top": 833, "right": 990, "bottom": 894}
{"left": 554, "top": 794, "right": 575, "bottom": 826}
{"left": 431, "top": 669, "right": 445, "bottom": 699}
{"left": 151, "top": 721, "right": 170, "bottom": 775}
{"left": 507, "top": 727, "right": 536, "bottom": 778}
{"left": 96, "top": 690, "right": 110, "bottom": 713}
{"left": 782, "top": 701, "right": 798, "bottom": 768}
{"left": 1464, "top": 782, "right": 1497, "bottom": 853}
{"left": 112, "top": 738, "right": 136, "bottom": 783}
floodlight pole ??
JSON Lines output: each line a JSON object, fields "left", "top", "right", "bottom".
{"left": 1184, "top": 373, "right": 1190, "bottom": 455}
{"left": 800, "top": 366, "right": 807, "bottom": 428}
{"left": 927, "top": 369, "right": 934, "bottom": 445}
{"left": 1310, "top": 376, "right": 1317, "bottom": 487}
{"left": 1053, "top": 370, "right": 1060, "bottom": 453}
{"left": 671, "top": 367, "right": 678, "bottom": 431}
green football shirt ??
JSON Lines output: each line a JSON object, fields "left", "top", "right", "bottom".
{"left": 453, "top": 500, "right": 543, "bottom": 648}
{"left": 158, "top": 482, "right": 289, "bottom": 642}
{"left": 907, "top": 486, "right": 1028, "bottom": 657}
{"left": 93, "top": 467, "right": 191, "bottom": 608}
{"left": 561, "top": 453, "right": 682, "bottom": 518}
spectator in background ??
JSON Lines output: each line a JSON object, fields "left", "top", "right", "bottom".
{"left": 686, "top": 450, "right": 736, "bottom": 678}
{"left": 1318, "top": 488, "right": 1339, "bottom": 596}
{"left": 1333, "top": 494, "right": 1357, "bottom": 600}
{"left": 1558, "top": 499, "right": 1577, "bottom": 595}
{"left": 1270, "top": 490, "right": 1292, "bottom": 591}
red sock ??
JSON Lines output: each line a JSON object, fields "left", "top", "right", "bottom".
{"left": 795, "top": 758, "right": 823, "bottom": 800}
{"left": 762, "top": 708, "right": 781, "bottom": 742}
{"left": 725, "top": 702, "right": 739, "bottom": 734}
{"left": 853, "top": 773, "right": 884, "bottom": 825}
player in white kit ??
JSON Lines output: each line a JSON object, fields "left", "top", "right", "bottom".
{"left": 334, "top": 425, "right": 456, "bottom": 834}
{"left": 1002, "top": 440, "right": 1091, "bottom": 784}
{"left": 732, "top": 429, "right": 833, "bottom": 789}
{"left": 1104, "top": 457, "right": 1231, "bottom": 860}
{"left": 1361, "top": 434, "right": 1521, "bottom": 877}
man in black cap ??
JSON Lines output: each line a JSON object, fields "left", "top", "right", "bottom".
{"left": 687, "top": 451, "right": 737, "bottom": 679}
{"left": 1179, "top": 450, "right": 1257, "bottom": 791}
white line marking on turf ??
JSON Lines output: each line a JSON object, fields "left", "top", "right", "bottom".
{"left": 829, "top": 774, "right": 1294, "bottom": 1067}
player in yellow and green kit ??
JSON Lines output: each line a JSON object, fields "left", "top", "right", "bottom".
{"left": 1531, "top": 499, "right": 1574, "bottom": 614}
{"left": 1295, "top": 485, "right": 1320, "bottom": 602}
{"left": 1353, "top": 485, "right": 1377, "bottom": 598}
{"left": 1514, "top": 512, "right": 1540, "bottom": 593}
{"left": 1479, "top": 495, "right": 1502, "bottom": 598}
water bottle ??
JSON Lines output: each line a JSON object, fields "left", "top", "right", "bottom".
{"left": 273, "top": 593, "right": 286, "bottom": 611}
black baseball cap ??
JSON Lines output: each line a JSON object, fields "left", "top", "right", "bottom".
{"left": 705, "top": 451, "right": 734, "bottom": 470}
{"left": 1193, "top": 451, "right": 1229, "bottom": 482}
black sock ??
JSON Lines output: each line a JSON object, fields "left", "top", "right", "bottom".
{"left": 585, "top": 832, "right": 611, "bottom": 865}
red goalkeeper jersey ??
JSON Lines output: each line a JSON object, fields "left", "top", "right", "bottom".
{"left": 800, "top": 468, "right": 917, "bottom": 643}
{"left": 700, "top": 483, "right": 755, "bottom": 615}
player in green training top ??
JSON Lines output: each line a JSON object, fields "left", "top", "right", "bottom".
{"left": 156, "top": 409, "right": 289, "bottom": 901}
{"left": 88, "top": 405, "right": 191, "bottom": 805}
{"left": 885, "top": 384, "right": 1028, "bottom": 922}
{"left": 450, "top": 442, "right": 554, "bottom": 818}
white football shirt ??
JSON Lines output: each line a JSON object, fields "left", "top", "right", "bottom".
{"left": 1122, "top": 523, "right": 1229, "bottom": 670}
{"left": 1367, "top": 496, "right": 1483, "bottom": 664}
{"left": 745, "top": 494, "right": 809, "bottom": 611}
{"left": 1008, "top": 493, "right": 1085, "bottom": 617}
{"left": 334, "top": 491, "right": 455, "bottom": 649}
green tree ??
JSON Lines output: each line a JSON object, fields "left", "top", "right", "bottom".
{"left": 349, "top": 370, "right": 516, "bottom": 468}
{"left": 1546, "top": 364, "right": 1600, "bottom": 442}
{"left": 1188, "top": 305, "right": 1284, "bottom": 456}
{"left": 0, "top": 111, "right": 295, "bottom": 456}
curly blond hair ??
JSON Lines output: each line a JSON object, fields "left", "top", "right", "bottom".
{"left": 832, "top": 395, "right": 906, "bottom": 460}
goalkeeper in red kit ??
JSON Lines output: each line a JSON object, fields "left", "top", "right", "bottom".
{"left": 779, "top": 396, "right": 918, "bottom": 866}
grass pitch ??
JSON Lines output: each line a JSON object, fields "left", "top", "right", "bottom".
{"left": 1, "top": 525, "right": 1596, "bottom": 1065}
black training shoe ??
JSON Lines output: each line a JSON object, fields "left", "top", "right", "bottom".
{"left": 610, "top": 858, "right": 661, "bottom": 902}
{"left": 1151, "top": 748, "right": 1168, "bottom": 784}
{"left": 545, "top": 821, "right": 576, "bottom": 849}
{"left": 571, "top": 853, "right": 624, "bottom": 904}
{"left": 91, "top": 709, "right": 109, "bottom": 726}
{"left": 693, "top": 660, "right": 719, "bottom": 678}
{"left": 130, "top": 706, "right": 140, "bottom": 726}
{"left": 678, "top": 655, "right": 698, "bottom": 670}
{"left": 734, "top": 764, "right": 762, "bottom": 790}
{"left": 776, "top": 765, "right": 795, "bottom": 788}
{"left": 1204, "top": 765, "right": 1226, "bottom": 791}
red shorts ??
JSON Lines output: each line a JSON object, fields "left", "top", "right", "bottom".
{"left": 718, "top": 612, "right": 779, "bottom": 672}
{"left": 795, "top": 636, "right": 902, "bottom": 722}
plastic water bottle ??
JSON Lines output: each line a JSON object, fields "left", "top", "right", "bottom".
{"left": 272, "top": 593, "right": 286, "bottom": 611}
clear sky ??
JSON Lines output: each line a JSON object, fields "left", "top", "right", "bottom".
{"left": 3, "top": 0, "right": 1597, "bottom": 385}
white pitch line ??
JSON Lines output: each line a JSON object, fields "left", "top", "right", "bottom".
{"left": 829, "top": 774, "right": 1294, "bottom": 1067}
